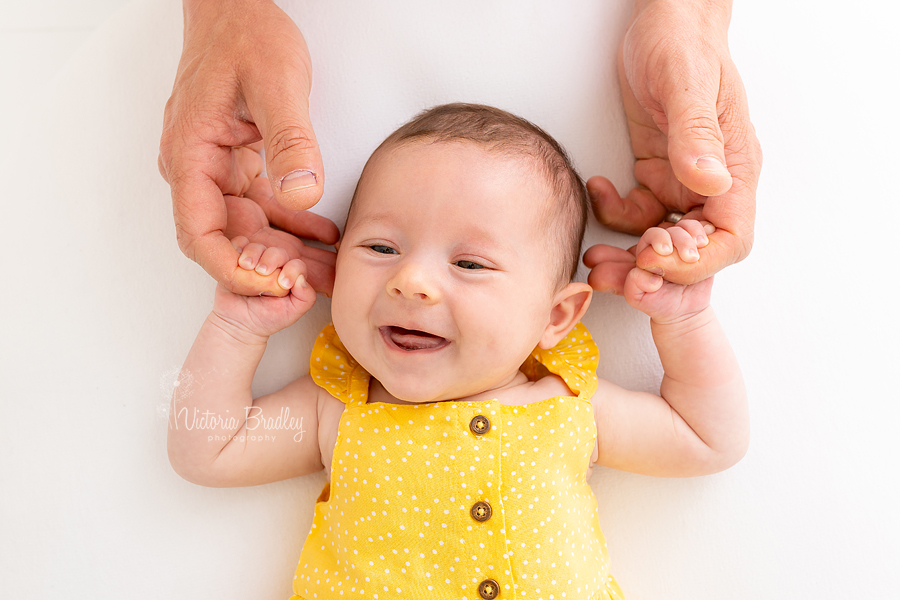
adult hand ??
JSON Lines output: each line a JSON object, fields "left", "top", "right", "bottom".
{"left": 223, "top": 156, "right": 338, "bottom": 297}
{"left": 159, "top": 0, "right": 328, "bottom": 295}
{"left": 586, "top": 0, "right": 762, "bottom": 291}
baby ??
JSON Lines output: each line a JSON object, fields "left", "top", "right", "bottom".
{"left": 168, "top": 103, "right": 748, "bottom": 600}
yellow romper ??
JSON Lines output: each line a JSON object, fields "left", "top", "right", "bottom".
{"left": 291, "top": 323, "right": 624, "bottom": 600}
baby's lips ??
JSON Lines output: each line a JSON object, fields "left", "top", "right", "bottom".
{"left": 231, "top": 266, "right": 290, "bottom": 297}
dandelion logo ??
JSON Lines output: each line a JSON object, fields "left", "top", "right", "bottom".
{"left": 158, "top": 366, "right": 196, "bottom": 419}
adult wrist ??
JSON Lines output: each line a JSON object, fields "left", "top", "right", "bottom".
{"left": 631, "top": 0, "right": 732, "bottom": 37}
{"left": 183, "top": 0, "right": 274, "bottom": 33}
{"left": 632, "top": 0, "right": 731, "bottom": 14}
{"left": 628, "top": 0, "right": 732, "bottom": 50}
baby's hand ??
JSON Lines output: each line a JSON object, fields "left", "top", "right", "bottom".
{"left": 625, "top": 221, "right": 716, "bottom": 324}
{"left": 637, "top": 218, "right": 715, "bottom": 265}
{"left": 210, "top": 237, "right": 317, "bottom": 340}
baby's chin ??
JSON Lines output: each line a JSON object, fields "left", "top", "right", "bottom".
{"left": 371, "top": 377, "right": 456, "bottom": 405}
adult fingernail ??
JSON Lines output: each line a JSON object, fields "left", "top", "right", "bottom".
{"left": 280, "top": 169, "right": 317, "bottom": 192}
{"left": 696, "top": 156, "right": 728, "bottom": 173}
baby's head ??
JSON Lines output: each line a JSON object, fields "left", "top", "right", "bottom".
{"left": 332, "top": 103, "right": 593, "bottom": 403}
{"left": 346, "top": 103, "right": 588, "bottom": 287}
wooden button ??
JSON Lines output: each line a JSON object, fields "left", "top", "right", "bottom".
{"left": 469, "top": 415, "right": 491, "bottom": 435}
{"left": 470, "top": 501, "right": 492, "bottom": 522}
{"left": 478, "top": 578, "right": 500, "bottom": 599}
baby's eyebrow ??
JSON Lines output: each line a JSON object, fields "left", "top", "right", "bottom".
{"left": 348, "top": 212, "right": 392, "bottom": 227}
{"left": 352, "top": 212, "right": 517, "bottom": 255}
{"left": 455, "top": 227, "right": 516, "bottom": 256}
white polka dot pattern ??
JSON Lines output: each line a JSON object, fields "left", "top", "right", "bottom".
{"left": 290, "top": 323, "right": 624, "bottom": 600}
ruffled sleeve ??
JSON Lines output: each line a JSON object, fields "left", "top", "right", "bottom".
{"left": 520, "top": 322, "right": 599, "bottom": 399}
{"left": 309, "top": 323, "right": 371, "bottom": 406}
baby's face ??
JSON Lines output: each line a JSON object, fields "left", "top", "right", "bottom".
{"left": 332, "top": 141, "right": 561, "bottom": 403}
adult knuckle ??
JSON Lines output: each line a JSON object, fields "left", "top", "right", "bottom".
{"left": 268, "top": 125, "right": 316, "bottom": 161}
{"left": 740, "top": 233, "right": 754, "bottom": 257}
{"left": 174, "top": 222, "right": 198, "bottom": 261}
{"left": 721, "top": 122, "right": 763, "bottom": 174}
{"left": 750, "top": 133, "right": 763, "bottom": 170}
{"left": 680, "top": 112, "right": 723, "bottom": 142}
{"left": 158, "top": 126, "right": 176, "bottom": 162}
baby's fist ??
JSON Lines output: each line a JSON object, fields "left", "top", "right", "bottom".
{"left": 233, "top": 237, "right": 308, "bottom": 296}
{"left": 636, "top": 219, "right": 715, "bottom": 270}
{"left": 210, "top": 237, "right": 317, "bottom": 338}
{"left": 625, "top": 220, "right": 716, "bottom": 324}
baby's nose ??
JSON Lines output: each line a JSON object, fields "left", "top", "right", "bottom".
{"left": 387, "top": 260, "right": 441, "bottom": 303}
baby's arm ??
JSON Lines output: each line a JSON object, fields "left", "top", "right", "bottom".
{"left": 167, "top": 239, "right": 326, "bottom": 487}
{"left": 593, "top": 222, "right": 749, "bottom": 477}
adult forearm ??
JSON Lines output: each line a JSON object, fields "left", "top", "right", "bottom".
{"left": 183, "top": 0, "right": 269, "bottom": 21}
{"left": 167, "top": 313, "right": 269, "bottom": 483}
{"left": 630, "top": 0, "right": 732, "bottom": 44}
{"left": 651, "top": 307, "right": 749, "bottom": 470}
{"left": 633, "top": 0, "right": 731, "bottom": 16}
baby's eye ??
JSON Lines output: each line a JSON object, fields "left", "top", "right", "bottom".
{"left": 369, "top": 245, "right": 398, "bottom": 255}
{"left": 455, "top": 260, "right": 485, "bottom": 270}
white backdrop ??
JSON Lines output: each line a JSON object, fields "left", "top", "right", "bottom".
{"left": 2, "top": 0, "right": 898, "bottom": 598}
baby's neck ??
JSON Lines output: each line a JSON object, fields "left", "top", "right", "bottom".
{"left": 368, "top": 370, "right": 573, "bottom": 407}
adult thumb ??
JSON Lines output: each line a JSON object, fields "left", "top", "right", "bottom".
{"left": 665, "top": 84, "right": 733, "bottom": 198}
{"left": 259, "top": 103, "right": 325, "bottom": 211}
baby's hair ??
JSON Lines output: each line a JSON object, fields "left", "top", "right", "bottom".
{"left": 349, "top": 103, "right": 589, "bottom": 286}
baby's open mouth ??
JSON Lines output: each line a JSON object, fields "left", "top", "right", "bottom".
{"left": 381, "top": 326, "right": 448, "bottom": 351}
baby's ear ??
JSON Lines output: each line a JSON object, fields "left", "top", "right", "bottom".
{"left": 539, "top": 282, "right": 593, "bottom": 349}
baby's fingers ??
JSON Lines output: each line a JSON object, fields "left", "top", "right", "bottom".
{"left": 641, "top": 224, "right": 706, "bottom": 264}
{"left": 227, "top": 237, "right": 287, "bottom": 296}
{"left": 583, "top": 243, "right": 636, "bottom": 295}
{"left": 253, "top": 246, "right": 290, "bottom": 277}
{"left": 279, "top": 259, "right": 317, "bottom": 308}
{"left": 231, "top": 236, "right": 250, "bottom": 252}
{"left": 237, "top": 242, "right": 266, "bottom": 271}
{"left": 636, "top": 227, "right": 674, "bottom": 260}
{"left": 626, "top": 267, "right": 664, "bottom": 297}
{"left": 235, "top": 242, "right": 290, "bottom": 276}
{"left": 277, "top": 258, "right": 309, "bottom": 293}
{"left": 671, "top": 219, "right": 715, "bottom": 249}
{"left": 667, "top": 226, "right": 700, "bottom": 263}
